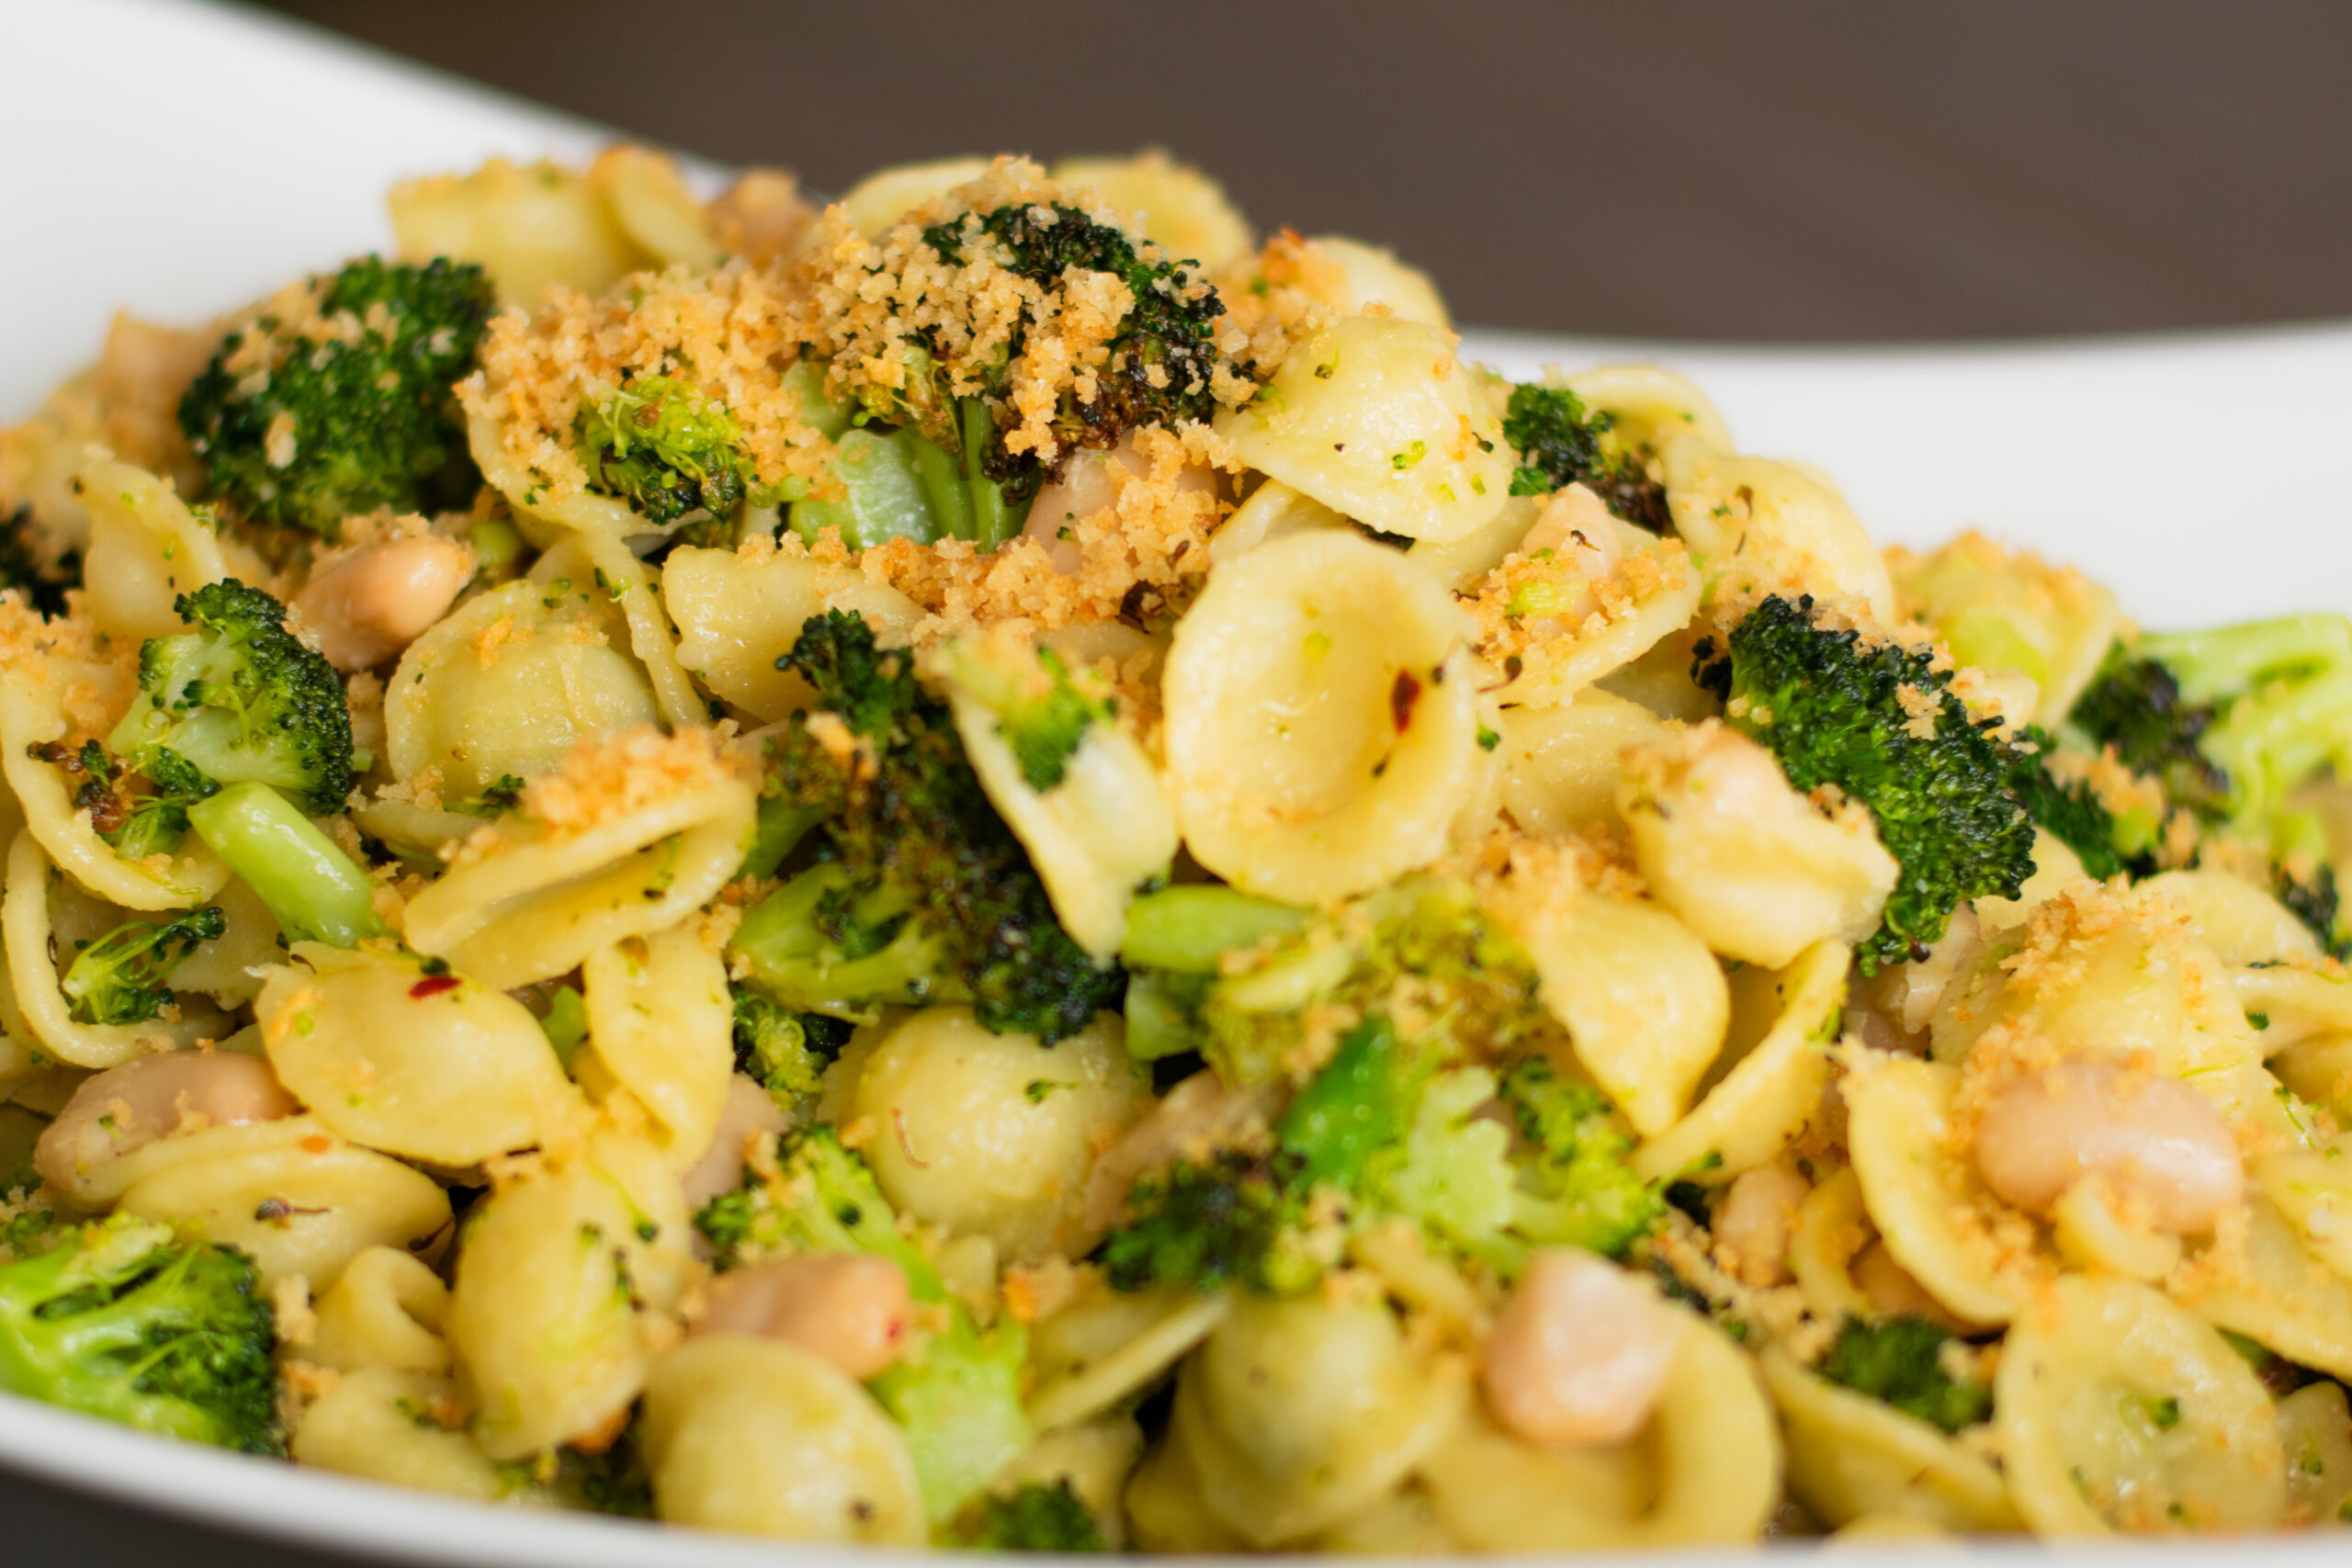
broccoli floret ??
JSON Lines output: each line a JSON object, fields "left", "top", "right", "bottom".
{"left": 1274, "top": 1018, "right": 1416, "bottom": 1190}
{"left": 2004, "top": 725, "right": 2126, "bottom": 880}
{"left": 1098, "top": 1147, "right": 1321, "bottom": 1296}
{"left": 1816, "top": 1315, "right": 1991, "bottom": 1434}
{"left": 730, "top": 990, "right": 852, "bottom": 1103}
{"left": 99, "top": 746, "right": 223, "bottom": 863}
{"left": 179, "top": 255, "right": 492, "bottom": 534}
{"left": 0, "top": 1215, "right": 279, "bottom": 1453}
{"left": 1695, "top": 594, "right": 2036, "bottom": 970}
{"left": 794, "top": 202, "right": 1234, "bottom": 552}
{"left": 924, "top": 203, "right": 1228, "bottom": 488}
{"left": 1369, "top": 1062, "right": 1659, "bottom": 1272}
{"left": 2069, "top": 619, "right": 2352, "bottom": 829}
{"left": 931, "top": 640, "right": 1112, "bottom": 793}
{"left": 1499, "top": 383, "right": 1671, "bottom": 532}
{"left": 1493, "top": 1058, "right": 1664, "bottom": 1258}
{"left": 108, "top": 580, "right": 356, "bottom": 815}
{"left": 694, "top": 1128, "right": 1029, "bottom": 1521}
{"left": 575, "top": 375, "right": 762, "bottom": 528}
{"left": 0, "top": 503, "right": 76, "bottom": 617}
{"left": 731, "top": 610, "right": 1120, "bottom": 1043}
{"left": 1175, "top": 878, "right": 1546, "bottom": 1087}
{"left": 961, "top": 1478, "right": 1107, "bottom": 1551}
{"left": 59, "top": 907, "right": 225, "bottom": 1027}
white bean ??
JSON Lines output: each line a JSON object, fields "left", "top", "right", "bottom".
{"left": 35, "top": 1051, "right": 298, "bottom": 1199}
{"left": 1713, "top": 1164, "right": 1810, "bottom": 1287}
{"left": 1973, "top": 1060, "right": 2242, "bottom": 1235}
{"left": 295, "top": 536, "right": 472, "bottom": 671}
{"left": 680, "top": 1073, "right": 789, "bottom": 1211}
{"left": 692, "top": 1253, "right": 911, "bottom": 1380}
{"left": 1482, "top": 1247, "right": 1685, "bottom": 1448}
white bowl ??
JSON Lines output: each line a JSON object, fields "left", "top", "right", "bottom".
{"left": 2, "top": 0, "right": 2348, "bottom": 1562}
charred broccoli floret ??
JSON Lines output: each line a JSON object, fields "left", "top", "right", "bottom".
{"left": 1817, "top": 1315, "right": 1992, "bottom": 1434}
{"left": 730, "top": 989, "right": 852, "bottom": 1104}
{"left": 2273, "top": 857, "right": 2351, "bottom": 963}
{"left": 924, "top": 202, "right": 1228, "bottom": 482}
{"left": 1499, "top": 382, "right": 1671, "bottom": 532}
{"left": 179, "top": 255, "right": 493, "bottom": 533}
{"left": 929, "top": 639, "right": 1111, "bottom": 793}
{"left": 0, "top": 1215, "right": 278, "bottom": 1453}
{"left": 107, "top": 580, "right": 356, "bottom": 814}
{"left": 729, "top": 610, "right": 1120, "bottom": 1043}
{"left": 2004, "top": 725, "right": 2127, "bottom": 880}
{"left": 1098, "top": 1146, "right": 1320, "bottom": 1296}
{"left": 574, "top": 375, "right": 759, "bottom": 528}
{"left": 0, "top": 503, "right": 75, "bottom": 617}
{"left": 60, "top": 907, "right": 225, "bottom": 1027}
{"left": 1695, "top": 594, "right": 2037, "bottom": 970}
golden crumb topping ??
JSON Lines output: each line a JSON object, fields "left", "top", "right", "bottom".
{"left": 464, "top": 259, "right": 827, "bottom": 506}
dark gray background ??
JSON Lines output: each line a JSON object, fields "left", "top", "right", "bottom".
{"left": 37, "top": 1, "right": 2352, "bottom": 1563}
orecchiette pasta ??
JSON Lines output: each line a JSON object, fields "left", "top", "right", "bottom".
{"left": 1996, "top": 1274, "right": 2287, "bottom": 1535}
{"left": 1214, "top": 315, "right": 1510, "bottom": 544}
{"left": 1172, "top": 1292, "right": 1470, "bottom": 1546}
{"left": 446, "top": 1128, "right": 689, "bottom": 1460}
{"left": 640, "top": 1333, "right": 927, "bottom": 1544}
{"left": 256, "top": 943, "right": 582, "bottom": 1168}
{"left": 11, "top": 141, "right": 2352, "bottom": 1556}
{"left": 1162, "top": 530, "right": 1486, "bottom": 903}
{"left": 842, "top": 1006, "right": 1147, "bottom": 1261}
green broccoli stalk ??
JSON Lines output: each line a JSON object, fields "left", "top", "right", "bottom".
{"left": 108, "top": 580, "right": 357, "bottom": 815}
{"left": 1499, "top": 382, "right": 1671, "bottom": 532}
{"left": 60, "top": 907, "right": 225, "bottom": 1027}
{"left": 179, "top": 255, "right": 493, "bottom": 533}
{"left": 1119, "top": 885, "right": 1308, "bottom": 974}
{"left": 729, "top": 990, "right": 851, "bottom": 1103}
{"left": 2069, "top": 617, "right": 2352, "bottom": 830}
{"left": 930, "top": 639, "right": 1113, "bottom": 793}
{"left": 1275, "top": 1018, "right": 1418, "bottom": 1190}
{"left": 1816, "top": 1315, "right": 1993, "bottom": 1434}
{"left": 694, "top": 1129, "right": 1029, "bottom": 1522}
{"left": 187, "top": 782, "right": 386, "bottom": 947}
{"left": 960, "top": 1478, "right": 1107, "bottom": 1551}
{"left": 0, "top": 1215, "right": 279, "bottom": 1453}
{"left": 1097, "top": 1147, "right": 1321, "bottom": 1295}
{"left": 575, "top": 375, "right": 772, "bottom": 531}
{"left": 730, "top": 611, "right": 1120, "bottom": 1043}
{"left": 1695, "top": 594, "right": 2037, "bottom": 970}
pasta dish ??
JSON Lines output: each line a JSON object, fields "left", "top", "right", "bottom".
{"left": 2, "top": 146, "right": 2350, "bottom": 1550}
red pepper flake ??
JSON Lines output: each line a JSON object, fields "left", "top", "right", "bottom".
{"left": 1390, "top": 669, "right": 1422, "bottom": 732}
{"left": 409, "top": 974, "right": 461, "bottom": 999}
{"left": 300, "top": 1134, "right": 334, "bottom": 1154}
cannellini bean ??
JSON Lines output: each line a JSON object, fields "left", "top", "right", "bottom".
{"left": 1022, "top": 431, "right": 1218, "bottom": 576}
{"left": 681, "top": 1074, "right": 789, "bottom": 1211}
{"left": 1973, "top": 1060, "right": 2243, "bottom": 1235}
{"left": 1714, "top": 1164, "right": 1810, "bottom": 1287}
{"left": 35, "top": 1051, "right": 299, "bottom": 1199}
{"left": 692, "top": 1253, "right": 911, "bottom": 1381}
{"left": 1482, "top": 1247, "right": 1686, "bottom": 1448}
{"left": 295, "top": 536, "right": 472, "bottom": 671}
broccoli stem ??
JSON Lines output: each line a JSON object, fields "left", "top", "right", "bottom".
{"left": 738, "top": 795, "right": 826, "bottom": 882}
{"left": 910, "top": 431, "right": 977, "bottom": 541}
{"left": 960, "top": 400, "right": 1025, "bottom": 550}
{"left": 187, "top": 783, "right": 387, "bottom": 947}
{"left": 1122, "top": 886, "right": 1307, "bottom": 973}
